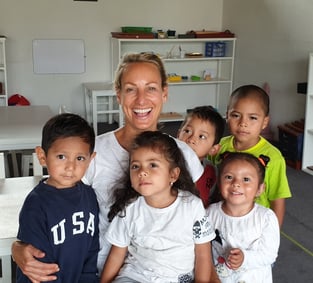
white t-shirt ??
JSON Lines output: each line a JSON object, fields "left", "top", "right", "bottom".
{"left": 106, "top": 191, "right": 215, "bottom": 283}
{"left": 206, "top": 202, "right": 280, "bottom": 283}
{"left": 82, "top": 130, "right": 203, "bottom": 272}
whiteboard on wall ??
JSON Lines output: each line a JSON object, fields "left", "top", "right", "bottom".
{"left": 32, "top": 39, "right": 85, "bottom": 74}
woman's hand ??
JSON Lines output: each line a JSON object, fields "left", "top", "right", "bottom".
{"left": 12, "top": 241, "right": 59, "bottom": 282}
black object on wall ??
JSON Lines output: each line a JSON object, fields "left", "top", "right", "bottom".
{"left": 297, "top": 82, "right": 307, "bottom": 94}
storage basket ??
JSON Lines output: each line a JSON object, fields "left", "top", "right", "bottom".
{"left": 205, "top": 42, "right": 226, "bottom": 57}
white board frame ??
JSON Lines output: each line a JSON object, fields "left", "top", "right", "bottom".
{"left": 32, "top": 39, "right": 85, "bottom": 74}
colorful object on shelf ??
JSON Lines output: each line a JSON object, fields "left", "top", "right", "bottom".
{"left": 168, "top": 74, "right": 182, "bottom": 82}
{"left": 167, "top": 30, "right": 176, "bottom": 38}
{"left": 191, "top": 75, "right": 201, "bottom": 81}
{"left": 121, "top": 26, "right": 152, "bottom": 33}
{"left": 205, "top": 42, "right": 226, "bottom": 57}
{"left": 185, "top": 52, "right": 203, "bottom": 58}
{"left": 203, "top": 69, "right": 217, "bottom": 80}
{"left": 157, "top": 30, "right": 166, "bottom": 39}
{"left": 8, "top": 94, "right": 30, "bottom": 106}
{"left": 111, "top": 32, "right": 154, "bottom": 39}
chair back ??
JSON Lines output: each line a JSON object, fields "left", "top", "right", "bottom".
{"left": 32, "top": 152, "right": 43, "bottom": 176}
{"left": 0, "top": 152, "right": 5, "bottom": 178}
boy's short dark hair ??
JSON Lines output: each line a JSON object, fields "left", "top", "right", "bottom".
{"left": 41, "top": 113, "right": 95, "bottom": 154}
{"left": 180, "top": 106, "right": 225, "bottom": 144}
{"left": 229, "top": 84, "right": 270, "bottom": 116}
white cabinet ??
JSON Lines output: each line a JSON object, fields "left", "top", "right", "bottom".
{"left": 0, "top": 37, "right": 8, "bottom": 106}
{"left": 302, "top": 52, "right": 313, "bottom": 175}
{"left": 111, "top": 37, "right": 236, "bottom": 121}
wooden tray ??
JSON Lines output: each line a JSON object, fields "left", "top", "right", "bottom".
{"left": 111, "top": 32, "right": 155, "bottom": 39}
{"left": 187, "top": 30, "right": 235, "bottom": 38}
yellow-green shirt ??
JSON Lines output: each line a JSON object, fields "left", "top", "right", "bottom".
{"left": 210, "top": 135, "right": 292, "bottom": 208}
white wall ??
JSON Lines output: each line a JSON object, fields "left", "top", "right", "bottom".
{"left": 0, "top": 0, "right": 223, "bottom": 115}
{"left": 223, "top": 0, "right": 309, "bottom": 138}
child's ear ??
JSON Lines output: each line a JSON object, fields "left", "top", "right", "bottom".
{"left": 256, "top": 183, "right": 265, "bottom": 197}
{"left": 262, "top": 116, "right": 270, "bottom": 130}
{"left": 35, "top": 146, "right": 47, "bottom": 167}
{"left": 90, "top": 151, "right": 96, "bottom": 161}
{"left": 208, "top": 144, "right": 221, "bottom": 156}
{"left": 170, "top": 167, "right": 180, "bottom": 183}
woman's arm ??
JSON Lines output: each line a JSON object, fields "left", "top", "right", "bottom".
{"left": 100, "top": 245, "right": 127, "bottom": 283}
{"left": 12, "top": 241, "right": 59, "bottom": 283}
{"left": 194, "top": 242, "right": 220, "bottom": 283}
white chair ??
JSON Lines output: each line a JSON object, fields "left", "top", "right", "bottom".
{"left": 32, "top": 152, "right": 43, "bottom": 176}
{"left": 0, "top": 246, "right": 12, "bottom": 283}
{"left": 0, "top": 153, "right": 42, "bottom": 282}
{"left": 22, "top": 152, "right": 43, "bottom": 176}
{"left": 0, "top": 153, "right": 11, "bottom": 283}
{"left": 0, "top": 152, "right": 5, "bottom": 178}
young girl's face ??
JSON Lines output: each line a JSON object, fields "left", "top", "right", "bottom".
{"left": 227, "top": 95, "right": 269, "bottom": 150}
{"left": 219, "top": 159, "right": 264, "bottom": 214}
{"left": 37, "top": 137, "right": 95, "bottom": 189}
{"left": 130, "top": 147, "right": 179, "bottom": 208}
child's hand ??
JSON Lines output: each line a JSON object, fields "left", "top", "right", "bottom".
{"left": 227, "top": 248, "right": 244, "bottom": 270}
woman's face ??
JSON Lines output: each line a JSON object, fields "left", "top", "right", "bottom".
{"left": 117, "top": 62, "right": 168, "bottom": 131}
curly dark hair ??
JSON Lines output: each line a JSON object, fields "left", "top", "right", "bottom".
{"left": 108, "top": 131, "right": 198, "bottom": 222}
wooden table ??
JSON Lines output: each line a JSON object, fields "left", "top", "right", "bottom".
{"left": 0, "top": 176, "right": 43, "bottom": 283}
{"left": 0, "top": 105, "right": 54, "bottom": 177}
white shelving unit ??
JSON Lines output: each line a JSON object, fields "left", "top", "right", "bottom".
{"left": 302, "top": 52, "right": 313, "bottom": 175}
{"left": 111, "top": 37, "right": 236, "bottom": 121}
{"left": 0, "top": 37, "right": 8, "bottom": 106}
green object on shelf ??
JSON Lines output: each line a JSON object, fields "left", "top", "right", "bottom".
{"left": 191, "top": 75, "right": 201, "bottom": 81}
{"left": 121, "top": 26, "right": 152, "bottom": 33}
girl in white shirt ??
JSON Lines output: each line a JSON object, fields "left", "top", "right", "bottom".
{"left": 101, "top": 131, "right": 216, "bottom": 283}
{"left": 207, "top": 152, "right": 280, "bottom": 283}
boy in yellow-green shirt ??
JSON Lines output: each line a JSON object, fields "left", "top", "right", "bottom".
{"left": 210, "top": 85, "right": 291, "bottom": 227}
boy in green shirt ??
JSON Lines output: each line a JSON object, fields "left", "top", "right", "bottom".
{"left": 210, "top": 84, "right": 291, "bottom": 227}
